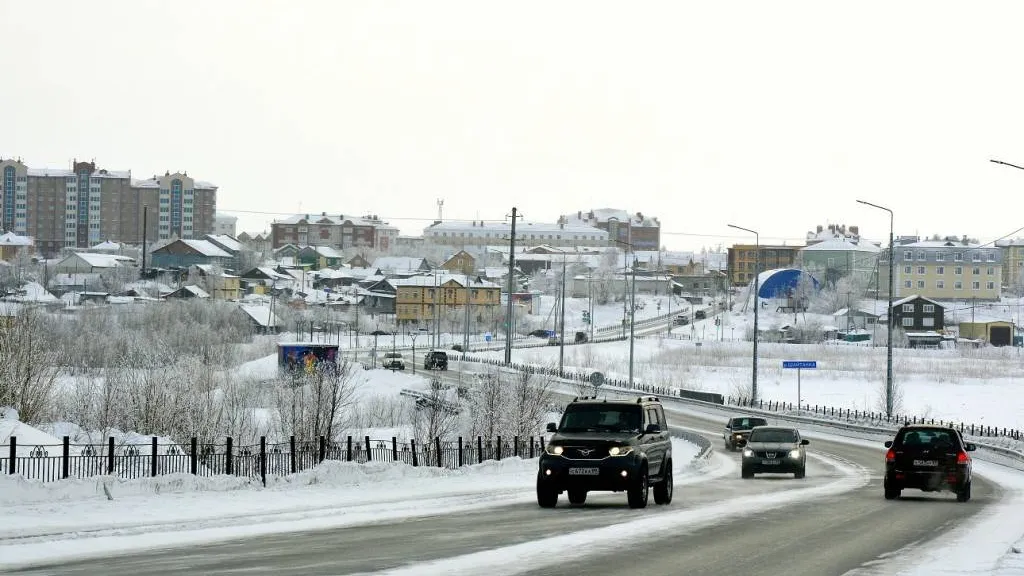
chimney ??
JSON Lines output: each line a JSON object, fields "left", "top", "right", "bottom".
{"left": 577, "top": 210, "right": 582, "bottom": 219}
{"left": 962, "top": 235, "right": 969, "bottom": 245}
{"left": 816, "top": 225, "right": 823, "bottom": 233}
{"left": 850, "top": 225, "right": 859, "bottom": 236}
{"left": 322, "top": 211, "right": 326, "bottom": 216}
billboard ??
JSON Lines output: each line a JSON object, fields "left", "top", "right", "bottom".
{"left": 277, "top": 343, "right": 340, "bottom": 375}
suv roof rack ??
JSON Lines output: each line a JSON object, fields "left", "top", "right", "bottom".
{"left": 572, "top": 395, "right": 602, "bottom": 402}
{"left": 636, "top": 395, "right": 660, "bottom": 404}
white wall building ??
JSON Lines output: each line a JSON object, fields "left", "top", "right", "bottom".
{"left": 424, "top": 220, "right": 608, "bottom": 248}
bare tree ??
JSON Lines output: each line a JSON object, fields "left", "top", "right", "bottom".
{"left": 274, "top": 360, "right": 357, "bottom": 442}
{"left": 465, "top": 368, "right": 508, "bottom": 439}
{"left": 412, "top": 377, "right": 461, "bottom": 441}
{"left": 508, "top": 371, "right": 554, "bottom": 438}
{"left": 0, "top": 308, "right": 61, "bottom": 423}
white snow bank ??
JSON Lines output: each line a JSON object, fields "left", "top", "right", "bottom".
{"left": 0, "top": 418, "right": 66, "bottom": 457}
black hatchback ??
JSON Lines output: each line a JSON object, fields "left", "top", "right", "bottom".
{"left": 424, "top": 350, "right": 448, "bottom": 370}
{"left": 884, "top": 425, "right": 976, "bottom": 502}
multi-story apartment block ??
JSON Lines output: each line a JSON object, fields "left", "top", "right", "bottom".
{"left": 271, "top": 213, "right": 395, "bottom": 251}
{"left": 878, "top": 238, "right": 1002, "bottom": 301}
{"left": 563, "top": 208, "right": 661, "bottom": 250}
{"left": 0, "top": 159, "right": 217, "bottom": 257}
{"left": 214, "top": 214, "right": 238, "bottom": 237}
{"left": 798, "top": 238, "right": 880, "bottom": 286}
{"left": 424, "top": 220, "right": 608, "bottom": 248}
{"left": 995, "top": 238, "right": 1024, "bottom": 293}
{"left": 727, "top": 244, "right": 802, "bottom": 286}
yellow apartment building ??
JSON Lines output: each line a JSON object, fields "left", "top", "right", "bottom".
{"left": 879, "top": 240, "right": 1002, "bottom": 301}
{"left": 392, "top": 274, "right": 501, "bottom": 323}
{"left": 726, "top": 244, "right": 802, "bottom": 286}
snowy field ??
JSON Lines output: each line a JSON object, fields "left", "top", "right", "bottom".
{"left": 474, "top": 337, "right": 1024, "bottom": 431}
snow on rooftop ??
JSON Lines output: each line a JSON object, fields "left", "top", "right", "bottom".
{"left": 206, "top": 234, "right": 243, "bottom": 253}
{"left": 238, "top": 303, "right": 280, "bottom": 327}
{"left": 0, "top": 232, "right": 34, "bottom": 246}
{"left": 178, "top": 239, "right": 232, "bottom": 258}
{"left": 71, "top": 252, "right": 134, "bottom": 268}
{"left": 800, "top": 238, "right": 880, "bottom": 252}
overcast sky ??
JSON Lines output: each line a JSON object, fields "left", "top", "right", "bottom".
{"left": 3, "top": 0, "right": 1024, "bottom": 251}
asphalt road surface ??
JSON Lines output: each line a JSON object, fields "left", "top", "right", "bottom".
{"left": 7, "top": 403, "right": 999, "bottom": 575}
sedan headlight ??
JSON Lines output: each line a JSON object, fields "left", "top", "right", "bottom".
{"left": 609, "top": 446, "right": 633, "bottom": 456}
{"left": 733, "top": 433, "right": 744, "bottom": 438}
{"left": 545, "top": 445, "right": 564, "bottom": 456}
{"left": 789, "top": 449, "right": 801, "bottom": 459}
{"left": 742, "top": 448, "right": 754, "bottom": 457}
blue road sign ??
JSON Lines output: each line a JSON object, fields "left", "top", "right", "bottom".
{"left": 782, "top": 361, "right": 817, "bottom": 369}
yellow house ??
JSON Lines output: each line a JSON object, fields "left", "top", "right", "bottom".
{"left": 391, "top": 274, "right": 501, "bottom": 323}
{"left": 440, "top": 250, "right": 477, "bottom": 276}
{"left": 192, "top": 265, "right": 244, "bottom": 300}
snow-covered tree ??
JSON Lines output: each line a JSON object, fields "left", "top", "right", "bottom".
{"left": 0, "top": 308, "right": 61, "bottom": 423}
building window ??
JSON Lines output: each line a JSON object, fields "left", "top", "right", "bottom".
{"left": 917, "top": 280, "right": 925, "bottom": 288}
{"left": 904, "top": 266, "right": 912, "bottom": 274}
{"left": 955, "top": 281, "right": 963, "bottom": 290}
{"left": 902, "top": 317, "right": 914, "bottom": 327}
{"left": 987, "top": 267, "right": 995, "bottom": 275}
{"left": 902, "top": 303, "right": 914, "bottom": 312}
{"left": 971, "top": 267, "right": 980, "bottom": 275}
{"left": 972, "top": 253, "right": 981, "bottom": 262}
{"left": 922, "top": 318, "right": 935, "bottom": 328}
{"left": 903, "top": 251, "right": 913, "bottom": 261}
{"left": 904, "top": 280, "right": 912, "bottom": 288}
{"left": 972, "top": 281, "right": 980, "bottom": 290}
{"left": 937, "top": 266, "right": 944, "bottom": 275}
{"left": 917, "top": 252, "right": 925, "bottom": 261}
{"left": 917, "top": 266, "right": 925, "bottom": 274}
{"left": 923, "top": 304, "right": 935, "bottom": 313}
{"left": 936, "top": 280, "right": 944, "bottom": 289}
{"left": 987, "top": 281, "right": 995, "bottom": 290}
{"left": 936, "top": 252, "right": 945, "bottom": 262}
{"left": 954, "top": 252, "right": 963, "bottom": 262}
{"left": 955, "top": 266, "right": 963, "bottom": 275}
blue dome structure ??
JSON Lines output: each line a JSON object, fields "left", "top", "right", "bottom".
{"left": 754, "top": 268, "right": 820, "bottom": 299}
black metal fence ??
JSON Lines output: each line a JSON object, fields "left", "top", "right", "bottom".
{"left": 0, "top": 435, "right": 547, "bottom": 486}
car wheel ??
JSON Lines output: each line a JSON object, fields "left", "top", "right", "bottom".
{"left": 884, "top": 480, "right": 901, "bottom": 500}
{"left": 568, "top": 489, "right": 587, "bottom": 505}
{"left": 956, "top": 481, "right": 971, "bottom": 503}
{"left": 627, "top": 467, "right": 649, "bottom": 509}
{"left": 537, "top": 475, "right": 558, "bottom": 508}
{"left": 794, "top": 466, "right": 806, "bottom": 479}
{"left": 741, "top": 465, "right": 754, "bottom": 479}
{"left": 654, "top": 460, "right": 673, "bottom": 505}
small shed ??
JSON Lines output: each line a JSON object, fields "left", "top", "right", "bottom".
{"left": 959, "top": 320, "right": 1015, "bottom": 347}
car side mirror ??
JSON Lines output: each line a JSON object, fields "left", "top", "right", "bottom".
{"left": 546, "top": 422, "right": 557, "bottom": 433}
{"left": 644, "top": 423, "right": 662, "bottom": 435}
{"left": 884, "top": 440, "right": 893, "bottom": 448}
{"left": 965, "top": 443, "right": 977, "bottom": 452}
{"left": 800, "top": 439, "right": 810, "bottom": 445}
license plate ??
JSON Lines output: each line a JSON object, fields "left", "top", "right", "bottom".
{"left": 913, "top": 460, "right": 939, "bottom": 467}
{"left": 568, "top": 467, "right": 600, "bottom": 476}
{"left": 761, "top": 459, "right": 780, "bottom": 465}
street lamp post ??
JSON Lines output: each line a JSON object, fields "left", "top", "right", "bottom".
{"left": 857, "top": 199, "right": 895, "bottom": 419}
{"left": 728, "top": 224, "right": 760, "bottom": 402}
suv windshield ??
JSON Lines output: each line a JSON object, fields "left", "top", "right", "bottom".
{"left": 748, "top": 428, "right": 798, "bottom": 443}
{"left": 896, "top": 428, "right": 957, "bottom": 449}
{"left": 559, "top": 404, "right": 642, "bottom": 433}
{"left": 731, "top": 418, "right": 767, "bottom": 430}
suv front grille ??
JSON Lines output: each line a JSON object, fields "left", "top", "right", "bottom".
{"left": 562, "top": 446, "right": 607, "bottom": 460}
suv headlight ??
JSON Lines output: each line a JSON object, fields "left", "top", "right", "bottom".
{"left": 789, "top": 449, "right": 801, "bottom": 459}
{"left": 545, "top": 445, "right": 564, "bottom": 456}
{"left": 609, "top": 446, "right": 633, "bottom": 457}
{"left": 742, "top": 448, "right": 754, "bottom": 457}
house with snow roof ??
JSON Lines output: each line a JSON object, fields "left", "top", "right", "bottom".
{"left": 0, "top": 232, "right": 34, "bottom": 262}
{"left": 52, "top": 252, "right": 135, "bottom": 275}
{"left": 149, "top": 238, "right": 233, "bottom": 270}
{"left": 297, "top": 245, "right": 345, "bottom": 270}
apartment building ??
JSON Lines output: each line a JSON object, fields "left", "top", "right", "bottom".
{"left": 424, "top": 219, "right": 608, "bottom": 248}
{"left": 995, "top": 238, "right": 1024, "bottom": 293}
{"left": 0, "top": 158, "right": 217, "bottom": 257}
{"left": 563, "top": 208, "right": 661, "bottom": 250}
{"left": 726, "top": 244, "right": 802, "bottom": 286}
{"left": 386, "top": 274, "right": 501, "bottom": 323}
{"left": 878, "top": 239, "right": 1002, "bottom": 301}
{"left": 271, "top": 213, "right": 396, "bottom": 251}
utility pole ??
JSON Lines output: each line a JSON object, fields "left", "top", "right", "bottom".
{"left": 504, "top": 207, "right": 521, "bottom": 365}
{"left": 559, "top": 255, "right": 567, "bottom": 376}
{"left": 728, "top": 224, "right": 760, "bottom": 402}
{"left": 141, "top": 206, "right": 148, "bottom": 278}
{"left": 628, "top": 260, "right": 637, "bottom": 386}
{"left": 464, "top": 272, "right": 471, "bottom": 352}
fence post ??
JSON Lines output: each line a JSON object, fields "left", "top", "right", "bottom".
{"left": 530, "top": 436, "right": 535, "bottom": 459}
{"left": 458, "top": 437, "right": 463, "bottom": 467}
{"left": 477, "top": 436, "right": 483, "bottom": 464}
{"left": 259, "top": 436, "right": 267, "bottom": 487}
{"left": 514, "top": 436, "right": 519, "bottom": 458}
{"left": 290, "top": 436, "right": 297, "bottom": 474}
{"left": 107, "top": 437, "right": 115, "bottom": 475}
{"left": 62, "top": 436, "right": 70, "bottom": 480}
{"left": 8, "top": 437, "right": 14, "bottom": 475}
{"left": 435, "top": 437, "right": 443, "bottom": 467}
{"left": 392, "top": 437, "right": 398, "bottom": 462}
{"left": 365, "top": 436, "right": 372, "bottom": 461}
{"left": 190, "top": 437, "right": 198, "bottom": 475}
{"left": 496, "top": 436, "right": 503, "bottom": 461}
{"left": 347, "top": 436, "right": 352, "bottom": 462}
{"left": 319, "top": 436, "right": 326, "bottom": 463}
{"left": 226, "top": 437, "right": 233, "bottom": 476}
{"left": 152, "top": 436, "right": 159, "bottom": 477}
{"left": 411, "top": 439, "right": 419, "bottom": 467}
